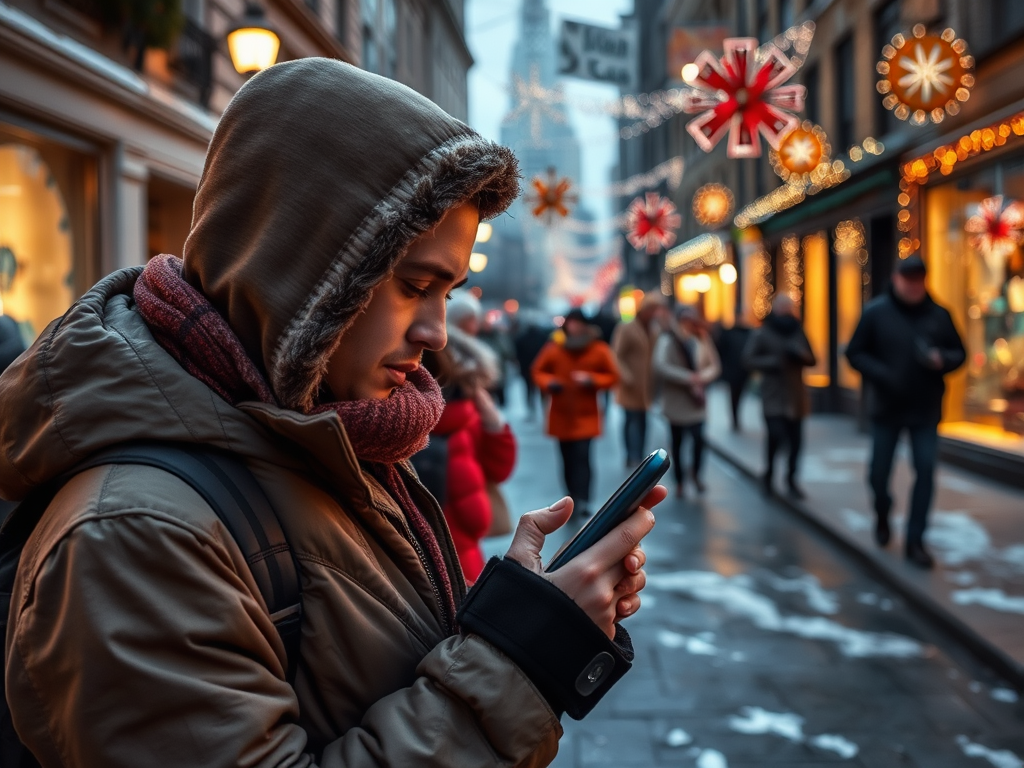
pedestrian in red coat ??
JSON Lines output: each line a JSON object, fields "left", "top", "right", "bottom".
{"left": 423, "top": 324, "right": 516, "bottom": 583}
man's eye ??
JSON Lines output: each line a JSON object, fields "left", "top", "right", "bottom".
{"left": 403, "top": 281, "right": 430, "bottom": 298}
{"left": 445, "top": 292, "right": 454, "bottom": 301}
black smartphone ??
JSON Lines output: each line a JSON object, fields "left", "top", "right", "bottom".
{"left": 544, "top": 448, "right": 670, "bottom": 573}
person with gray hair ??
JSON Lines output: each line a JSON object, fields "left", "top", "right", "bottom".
{"left": 446, "top": 289, "right": 483, "bottom": 336}
{"left": 743, "top": 294, "right": 816, "bottom": 498}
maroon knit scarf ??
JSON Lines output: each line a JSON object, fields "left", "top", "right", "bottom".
{"left": 135, "top": 255, "right": 456, "bottom": 631}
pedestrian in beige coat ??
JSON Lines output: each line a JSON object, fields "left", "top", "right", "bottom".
{"left": 0, "top": 59, "right": 666, "bottom": 768}
{"left": 653, "top": 305, "right": 722, "bottom": 496}
{"left": 611, "top": 293, "right": 669, "bottom": 467}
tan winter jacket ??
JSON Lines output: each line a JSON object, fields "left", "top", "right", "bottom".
{"left": 0, "top": 58, "right": 576, "bottom": 768}
{"left": 611, "top": 319, "right": 655, "bottom": 411}
{"left": 653, "top": 331, "right": 721, "bottom": 426}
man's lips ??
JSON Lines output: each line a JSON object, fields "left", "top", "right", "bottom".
{"left": 383, "top": 362, "right": 418, "bottom": 386}
{"left": 385, "top": 362, "right": 420, "bottom": 373}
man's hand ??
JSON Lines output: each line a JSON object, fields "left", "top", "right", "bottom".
{"left": 504, "top": 487, "right": 667, "bottom": 639}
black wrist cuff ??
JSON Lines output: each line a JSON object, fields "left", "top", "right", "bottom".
{"left": 457, "top": 557, "right": 633, "bottom": 720}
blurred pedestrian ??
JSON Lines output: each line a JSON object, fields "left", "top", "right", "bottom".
{"left": 742, "top": 295, "right": 816, "bottom": 499}
{"left": 0, "top": 58, "right": 659, "bottom": 766}
{"left": 653, "top": 305, "right": 721, "bottom": 497}
{"left": 419, "top": 328, "right": 516, "bottom": 584}
{"left": 514, "top": 313, "right": 553, "bottom": 419}
{"left": 714, "top": 320, "right": 753, "bottom": 431}
{"left": 0, "top": 315, "right": 26, "bottom": 372}
{"left": 846, "top": 255, "right": 965, "bottom": 568}
{"left": 477, "top": 309, "right": 516, "bottom": 407}
{"left": 532, "top": 308, "right": 620, "bottom": 516}
{"left": 611, "top": 293, "right": 668, "bottom": 467}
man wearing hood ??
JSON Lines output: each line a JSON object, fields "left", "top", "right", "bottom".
{"left": 846, "top": 256, "right": 965, "bottom": 568}
{"left": 743, "top": 295, "right": 816, "bottom": 499}
{"left": 0, "top": 59, "right": 664, "bottom": 767}
{"left": 532, "top": 309, "right": 620, "bottom": 517}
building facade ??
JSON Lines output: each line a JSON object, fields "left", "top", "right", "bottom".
{"left": 628, "top": 0, "right": 1024, "bottom": 478}
{"left": 0, "top": 0, "right": 470, "bottom": 347}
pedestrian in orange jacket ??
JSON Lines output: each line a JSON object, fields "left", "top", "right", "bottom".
{"left": 532, "top": 308, "right": 620, "bottom": 515}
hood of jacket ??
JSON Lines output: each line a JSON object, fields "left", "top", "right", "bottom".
{"left": 0, "top": 58, "right": 519, "bottom": 499}
{"left": 182, "top": 58, "right": 518, "bottom": 412}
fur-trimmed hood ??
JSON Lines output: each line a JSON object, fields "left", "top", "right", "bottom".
{"left": 183, "top": 58, "right": 519, "bottom": 411}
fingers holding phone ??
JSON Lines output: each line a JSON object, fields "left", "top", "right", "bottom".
{"left": 546, "top": 494, "right": 662, "bottom": 638}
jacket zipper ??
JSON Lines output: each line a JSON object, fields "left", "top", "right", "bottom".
{"left": 373, "top": 500, "right": 451, "bottom": 633}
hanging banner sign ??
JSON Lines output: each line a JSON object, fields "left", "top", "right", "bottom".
{"left": 558, "top": 19, "right": 638, "bottom": 90}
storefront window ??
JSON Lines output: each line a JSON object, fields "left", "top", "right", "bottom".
{"left": 924, "top": 156, "right": 1024, "bottom": 445}
{"left": 835, "top": 219, "right": 866, "bottom": 389}
{"left": 0, "top": 124, "right": 97, "bottom": 344}
{"left": 802, "top": 232, "right": 830, "bottom": 387}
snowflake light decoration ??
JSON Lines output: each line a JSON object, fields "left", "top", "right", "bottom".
{"left": 965, "top": 195, "right": 1024, "bottom": 273}
{"left": 624, "top": 193, "right": 682, "bottom": 254}
{"left": 692, "top": 184, "right": 734, "bottom": 229}
{"left": 682, "top": 37, "right": 806, "bottom": 158}
{"left": 877, "top": 24, "right": 974, "bottom": 125}
{"left": 769, "top": 121, "right": 831, "bottom": 183}
{"left": 526, "top": 167, "right": 578, "bottom": 224}
{"left": 505, "top": 64, "right": 566, "bottom": 146}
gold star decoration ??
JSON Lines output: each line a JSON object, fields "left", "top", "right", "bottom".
{"left": 876, "top": 24, "right": 974, "bottom": 125}
{"left": 769, "top": 121, "right": 831, "bottom": 183}
{"left": 526, "top": 167, "right": 578, "bottom": 224}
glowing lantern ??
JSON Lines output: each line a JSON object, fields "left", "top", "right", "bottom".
{"left": 227, "top": 3, "right": 280, "bottom": 74}
{"left": 692, "top": 184, "right": 734, "bottom": 229}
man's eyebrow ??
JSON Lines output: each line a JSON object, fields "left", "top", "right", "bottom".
{"left": 402, "top": 262, "right": 465, "bottom": 285}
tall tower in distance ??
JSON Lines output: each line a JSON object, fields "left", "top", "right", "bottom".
{"left": 475, "top": 0, "right": 587, "bottom": 308}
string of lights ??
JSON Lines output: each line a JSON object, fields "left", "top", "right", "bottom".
{"left": 664, "top": 233, "right": 727, "bottom": 273}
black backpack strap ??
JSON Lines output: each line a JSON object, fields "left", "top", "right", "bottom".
{"left": 2, "top": 442, "right": 302, "bottom": 681}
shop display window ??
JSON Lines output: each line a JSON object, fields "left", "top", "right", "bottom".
{"left": 802, "top": 232, "right": 830, "bottom": 388}
{"left": 0, "top": 124, "right": 97, "bottom": 346}
{"left": 835, "top": 219, "right": 866, "bottom": 390}
{"left": 924, "top": 156, "right": 1024, "bottom": 448}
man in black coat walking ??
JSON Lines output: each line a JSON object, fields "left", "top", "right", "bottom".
{"left": 845, "top": 256, "right": 965, "bottom": 568}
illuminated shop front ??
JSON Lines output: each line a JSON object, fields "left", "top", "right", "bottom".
{"left": 742, "top": 168, "right": 900, "bottom": 415}
{"left": 901, "top": 110, "right": 1024, "bottom": 460}
{"left": 0, "top": 123, "right": 98, "bottom": 345}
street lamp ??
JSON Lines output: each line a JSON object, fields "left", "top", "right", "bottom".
{"left": 227, "top": 3, "right": 280, "bottom": 75}
{"left": 469, "top": 252, "right": 488, "bottom": 273}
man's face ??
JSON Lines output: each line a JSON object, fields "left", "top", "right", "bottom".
{"left": 893, "top": 270, "right": 927, "bottom": 305}
{"left": 324, "top": 201, "right": 476, "bottom": 400}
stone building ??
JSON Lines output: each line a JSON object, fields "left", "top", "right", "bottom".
{"left": 0, "top": 0, "right": 470, "bottom": 344}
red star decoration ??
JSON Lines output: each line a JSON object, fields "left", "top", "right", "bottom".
{"left": 965, "top": 195, "right": 1024, "bottom": 267}
{"left": 527, "top": 167, "right": 578, "bottom": 224}
{"left": 683, "top": 37, "right": 806, "bottom": 158}
{"left": 624, "top": 193, "right": 682, "bottom": 254}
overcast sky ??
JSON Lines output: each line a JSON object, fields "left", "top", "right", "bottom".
{"left": 465, "top": 0, "right": 635, "bottom": 224}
